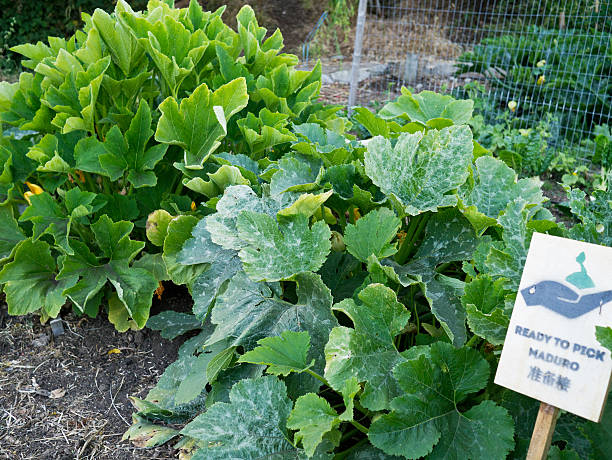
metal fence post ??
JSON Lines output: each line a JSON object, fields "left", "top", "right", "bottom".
{"left": 348, "top": 0, "right": 368, "bottom": 115}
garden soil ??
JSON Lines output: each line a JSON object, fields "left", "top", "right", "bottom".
{"left": 0, "top": 285, "right": 192, "bottom": 460}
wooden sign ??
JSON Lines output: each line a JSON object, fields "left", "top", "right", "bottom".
{"left": 495, "top": 232, "right": 612, "bottom": 423}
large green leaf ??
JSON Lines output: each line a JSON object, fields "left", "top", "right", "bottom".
{"left": 206, "top": 272, "right": 337, "bottom": 380}
{"left": 0, "top": 205, "right": 25, "bottom": 262}
{"left": 287, "top": 393, "right": 341, "bottom": 457}
{"left": 324, "top": 284, "right": 410, "bottom": 411}
{"left": 236, "top": 212, "right": 331, "bottom": 282}
{"left": 181, "top": 376, "right": 297, "bottom": 459}
{"left": 177, "top": 217, "right": 242, "bottom": 319}
{"left": 120, "top": 8, "right": 209, "bottom": 95}
{"left": 99, "top": 100, "right": 168, "bottom": 188}
{"left": 379, "top": 88, "right": 474, "bottom": 126}
{"left": 463, "top": 275, "right": 510, "bottom": 345}
{"left": 204, "top": 185, "right": 270, "bottom": 250}
{"left": 0, "top": 239, "right": 76, "bottom": 317}
{"left": 459, "top": 156, "right": 545, "bottom": 234}
{"left": 485, "top": 198, "right": 532, "bottom": 290}
{"left": 183, "top": 164, "right": 250, "bottom": 198}
{"left": 364, "top": 126, "right": 473, "bottom": 215}
{"left": 369, "top": 342, "right": 514, "bottom": 459}
{"left": 19, "top": 189, "right": 98, "bottom": 255}
{"left": 344, "top": 207, "right": 401, "bottom": 262}
{"left": 91, "top": 6, "right": 145, "bottom": 77}
{"left": 236, "top": 108, "right": 296, "bottom": 156}
{"left": 239, "top": 330, "right": 315, "bottom": 376}
{"left": 269, "top": 154, "right": 323, "bottom": 196}
{"left": 389, "top": 209, "right": 479, "bottom": 346}
{"left": 57, "top": 215, "right": 156, "bottom": 327}
{"left": 163, "top": 215, "right": 207, "bottom": 285}
{"left": 155, "top": 78, "right": 248, "bottom": 168}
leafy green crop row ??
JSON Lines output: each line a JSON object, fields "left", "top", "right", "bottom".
{"left": 0, "top": 0, "right": 333, "bottom": 328}
{"left": 1, "top": 2, "right": 610, "bottom": 458}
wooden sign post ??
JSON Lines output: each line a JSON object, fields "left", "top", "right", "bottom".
{"left": 495, "top": 233, "right": 612, "bottom": 458}
{"left": 526, "top": 402, "right": 559, "bottom": 460}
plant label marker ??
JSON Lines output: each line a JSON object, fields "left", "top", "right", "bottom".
{"left": 495, "top": 233, "right": 612, "bottom": 455}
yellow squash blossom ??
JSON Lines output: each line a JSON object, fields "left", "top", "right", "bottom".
{"left": 24, "top": 181, "right": 44, "bottom": 204}
{"left": 25, "top": 181, "right": 44, "bottom": 194}
{"left": 23, "top": 191, "right": 34, "bottom": 205}
{"left": 508, "top": 101, "right": 517, "bottom": 112}
{"left": 537, "top": 75, "right": 545, "bottom": 85}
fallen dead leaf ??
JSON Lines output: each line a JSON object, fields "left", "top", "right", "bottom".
{"left": 50, "top": 388, "right": 66, "bottom": 399}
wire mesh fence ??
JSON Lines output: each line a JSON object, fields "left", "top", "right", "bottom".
{"left": 347, "top": 0, "right": 612, "bottom": 163}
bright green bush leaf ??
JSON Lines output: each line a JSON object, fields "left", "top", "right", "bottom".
{"left": 379, "top": 88, "right": 474, "bottom": 126}
{"left": 369, "top": 342, "right": 514, "bottom": 459}
{"left": 91, "top": 6, "right": 145, "bottom": 77}
{"left": 364, "top": 126, "right": 473, "bottom": 215}
{"left": 58, "top": 215, "right": 155, "bottom": 327}
{"left": 0, "top": 239, "right": 76, "bottom": 317}
{"left": 155, "top": 78, "right": 248, "bottom": 168}
{"left": 237, "top": 108, "right": 296, "bottom": 156}
{"left": 239, "top": 330, "right": 315, "bottom": 376}
{"left": 183, "top": 165, "right": 250, "bottom": 197}
{"left": 236, "top": 211, "right": 331, "bottom": 282}
{"left": 353, "top": 107, "right": 390, "bottom": 137}
{"left": 181, "top": 376, "right": 296, "bottom": 459}
{"left": 344, "top": 208, "right": 400, "bottom": 262}
{"left": 99, "top": 100, "right": 168, "bottom": 188}
{"left": 0, "top": 205, "right": 25, "bottom": 262}
{"left": 277, "top": 191, "right": 333, "bottom": 219}
{"left": 325, "top": 284, "right": 410, "bottom": 411}
{"left": 596, "top": 326, "right": 612, "bottom": 353}
{"left": 19, "top": 189, "right": 97, "bottom": 255}
{"left": 287, "top": 393, "right": 340, "bottom": 457}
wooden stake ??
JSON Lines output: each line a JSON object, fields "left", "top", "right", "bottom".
{"left": 526, "top": 402, "right": 560, "bottom": 460}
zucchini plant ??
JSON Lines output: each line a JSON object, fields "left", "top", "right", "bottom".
{"left": 125, "top": 90, "right": 611, "bottom": 458}
{"left": 0, "top": 0, "right": 331, "bottom": 328}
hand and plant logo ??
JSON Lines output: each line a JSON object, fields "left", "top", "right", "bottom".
{"left": 521, "top": 252, "right": 612, "bottom": 319}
